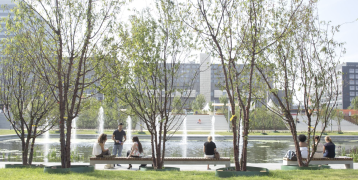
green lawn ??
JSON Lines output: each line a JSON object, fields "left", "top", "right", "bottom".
{"left": 0, "top": 168, "right": 357, "bottom": 180}
{"left": 1, "top": 129, "right": 358, "bottom": 136}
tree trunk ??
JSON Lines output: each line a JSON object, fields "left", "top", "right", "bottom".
{"left": 150, "top": 134, "right": 157, "bottom": 167}
{"left": 231, "top": 115, "right": 240, "bottom": 171}
{"left": 66, "top": 118, "right": 72, "bottom": 167}
{"left": 28, "top": 126, "right": 38, "bottom": 165}
{"left": 241, "top": 109, "right": 250, "bottom": 171}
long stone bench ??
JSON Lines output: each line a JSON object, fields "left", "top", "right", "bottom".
{"left": 283, "top": 157, "right": 354, "bottom": 169}
{"left": 90, "top": 157, "right": 231, "bottom": 167}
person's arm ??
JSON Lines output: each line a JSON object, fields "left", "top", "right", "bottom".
{"left": 112, "top": 134, "right": 115, "bottom": 141}
{"left": 128, "top": 144, "right": 135, "bottom": 158}
{"left": 122, "top": 135, "right": 126, "bottom": 145}
{"left": 323, "top": 146, "right": 326, "bottom": 153}
{"left": 203, "top": 146, "right": 205, "bottom": 153}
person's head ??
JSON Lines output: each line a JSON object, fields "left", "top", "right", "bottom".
{"left": 98, "top": 133, "right": 107, "bottom": 144}
{"left": 298, "top": 134, "right": 306, "bottom": 142}
{"left": 207, "top": 136, "right": 213, "bottom": 142}
{"left": 325, "top": 136, "right": 332, "bottom": 143}
{"left": 132, "top": 136, "right": 143, "bottom": 153}
{"left": 314, "top": 135, "right": 320, "bottom": 142}
{"left": 118, "top": 123, "right": 123, "bottom": 130}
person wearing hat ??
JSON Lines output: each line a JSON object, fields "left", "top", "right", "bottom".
{"left": 112, "top": 123, "right": 126, "bottom": 167}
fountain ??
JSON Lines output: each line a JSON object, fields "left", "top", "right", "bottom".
{"left": 43, "top": 119, "right": 49, "bottom": 163}
{"left": 182, "top": 117, "right": 187, "bottom": 144}
{"left": 71, "top": 117, "right": 78, "bottom": 150}
{"left": 211, "top": 116, "right": 216, "bottom": 142}
{"left": 182, "top": 117, "right": 187, "bottom": 157}
{"left": 97, "top": 106, "right": 104, "bottom": 135}
{"left": 126, "top": 116, "right": 132, "bottom": 142}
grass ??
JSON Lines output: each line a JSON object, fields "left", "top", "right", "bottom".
{"left": 0, "top": 168, "right": 358, "bottom": 180}
{"left": 2, "top": 129, "right": 358, "bottom": 136}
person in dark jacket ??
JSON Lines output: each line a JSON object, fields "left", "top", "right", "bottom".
{"left": 323, "top": 136, "right": 335, "bottom": 158}
{"left": 203, "top": 136, "right": 216, "bottom": 170}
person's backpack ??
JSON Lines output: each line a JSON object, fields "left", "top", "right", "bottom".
{"left": 284, "top": 150, "right": 296, "bottom": 160}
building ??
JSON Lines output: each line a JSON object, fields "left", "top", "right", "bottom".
{"left": 336, "top": 62, "right": 358, "bottom": 109}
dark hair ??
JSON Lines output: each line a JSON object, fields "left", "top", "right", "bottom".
{"left": 298, "top": 134, "right": 306, "bottom": 142}
{"left": 98, "top": 133, "right": 107, "bottom": 144}
{"left": 132, "top": 136, "right": 143, "bottom": 153}
{"left": 314, "top": 135, "right": 320, "bottom": 141}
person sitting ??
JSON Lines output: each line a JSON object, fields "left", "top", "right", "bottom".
{"left": 197, "top": 119, "right": 202, "bottom": 124}
{"left": 126, "top": 136, "right": 143, "bottom": 169}
{"left": 323, "top": 136, "right": 335, "bottom": 158}
{"left": 312, "top": 135, "right": 324, "bottom": 158}
{"left": 204, "top": 136, "right": 216, "bottom": 170}
{"left": 93, "top": 133, "right": 113, "bottom": 169}
{"left": 92, "top": 133, "right": 110, "bottom": 157}
{"left": 298, "top": 134, "right": 308, "bottom": 158}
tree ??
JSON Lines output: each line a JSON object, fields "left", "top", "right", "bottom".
{"left": 332, "top": 109, "right": 344, "bottom": 133}
{"left": 192, "top": 94, "right": 206, "bottom": 112}
{"left": 5, "top": 0, "right": 124, "bottom": 168}
{"left": 102, "top": 1, "right": 197, "bottom": 169}
{"left": 182, "top": 0, "right": 304, "bottom": 171}
{"left": 219, "top": 95, "right": 228, "bottom": 122}
{"left": 0, "top": 22, "right": 58, "bottom": 165}
{"left": 254, "top": 2, "right": 343, "bottom": 166}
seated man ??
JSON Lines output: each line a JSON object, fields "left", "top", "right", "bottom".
{"left": 197, "top": 119, "right": 202, "bottom": 124}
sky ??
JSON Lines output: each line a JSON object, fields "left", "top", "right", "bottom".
{"left": 317, "top": 0, "right": 358, "bottom": 63}
{"left": 126, "top": 0, "right": 358, "bottom": 64}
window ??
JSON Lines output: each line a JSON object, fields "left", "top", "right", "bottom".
{"left": 355, "top": 74, "right": 358, "bottom": 79}
{"left": 350, "top": 86, "right": 355, "bottom": 90}
{"left": 350, "top": 69, "right": 355, "bottom": 73}
{"left": 355, "top": 69, "right": 358, "bottom": 73}
{"left": 350, "top": 92, "right": 355, "bottom": 96}
{"left": 356, "top": 86, "right": 358, "bottom": 90}
{"left": 350, "top": 74, "right": 355, "bottom": 79}
{"left": 356, "top": 80, "right": 358, "bottom": 84}
{"left": 350, "top": 80, "right": 355, "bottom": 84}
{"left": 356, "top": 92, "right": 358, "bottom": 96}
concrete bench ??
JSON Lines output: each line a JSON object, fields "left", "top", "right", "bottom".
{"left": 90, "top": 157, "right": 231, "bottom": 167}
{"left": 283, "top": 157, "right": 354, "bottom": 169}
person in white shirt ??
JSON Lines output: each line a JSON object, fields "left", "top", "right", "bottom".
{"left": 92, "top": 133, "right": 109, "bottom": 157}
{"left": 312, "top": 135, "right": 324, "bottom": 158}
{"left": 126, "top": 136, "right": 143, "bottom": 169}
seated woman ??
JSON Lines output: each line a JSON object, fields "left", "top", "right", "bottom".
{"left": 323, "top": 136, "right": 335, "bottom": 158}
{"left": 298, "top": 134, "right": 308, "bottom": 158}
{"left": 204, "top": 136, "right": 216, "bottom": 170}
{"left": 126, "top": 136, "right": 143, "bottom": 169}
{"left": 92, "top": 133, "right": 110, "bottom": 157}
{"left": 312, "top": 135, "right": 324, "bottom": 158}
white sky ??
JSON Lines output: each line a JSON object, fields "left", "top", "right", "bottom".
{"left": 125, "top": 0, "right": 358, "bottom": 63}
{"left": 317, "top": 0, "right": 358, "bottom": 63}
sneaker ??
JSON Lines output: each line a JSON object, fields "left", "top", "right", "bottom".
{"left": 117, "top": 164, "right": 121, "bottom": 167}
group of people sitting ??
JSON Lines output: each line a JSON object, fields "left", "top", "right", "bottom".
{"left": 92, "top": 125, "right": 218, "bottom": 170}
{"left": 297, "top": 134, "right": 335, "bottom": 158}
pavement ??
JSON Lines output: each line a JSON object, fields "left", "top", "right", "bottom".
{"left": 1, "top": 162, "right": 357, "bottom": 170}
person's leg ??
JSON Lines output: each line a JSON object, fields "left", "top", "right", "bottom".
{"left": 207, "top": 164, "right": 210, "bottom": 170}
{"left": 118, "top": 144, "right": 123, "bottom": 157}
{"left": 113, "top": 145, "right": 119, "bottom": 167}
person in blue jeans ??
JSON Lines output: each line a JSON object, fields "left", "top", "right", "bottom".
{"left": 112, "top": 123, "right": 126, "bottom": 167}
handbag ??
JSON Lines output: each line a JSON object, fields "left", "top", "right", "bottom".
{"left": 214, "top": 150, "right": 220, "bottom": 159}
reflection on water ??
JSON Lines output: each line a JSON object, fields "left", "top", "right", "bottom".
{"left": 0, "top": 138, "right": 356, "bottom": 163}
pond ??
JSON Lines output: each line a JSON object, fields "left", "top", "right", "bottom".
{"left": 0, "top": 138, "right": 357, "bottom": 163}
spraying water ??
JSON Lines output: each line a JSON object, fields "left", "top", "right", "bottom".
{"left": 97, "top": 107, "right": 104, "bottom": 135}
{"left": 71, "top": 117, "right": 78, "bottom": 150}
{"left": 182, "top": 116, "right": 187, "bottom": 157}
{"left": 44, "top": 118, "right": 49, "bottom": 163}
{"left": 182, "top": 117, "right": 187, "bottom": 144}
{"left": 211, "top": 116, "right": 216, "bottom": 142}
{"left": 126, "top": 116, "right": 132, "bottom": 142}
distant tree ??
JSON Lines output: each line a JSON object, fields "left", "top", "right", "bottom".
{"left": 195, "top": 94, "right": 206, "bottom": 110}
{"left": 0, "top": 31, "right": 58, "bottom": 165}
